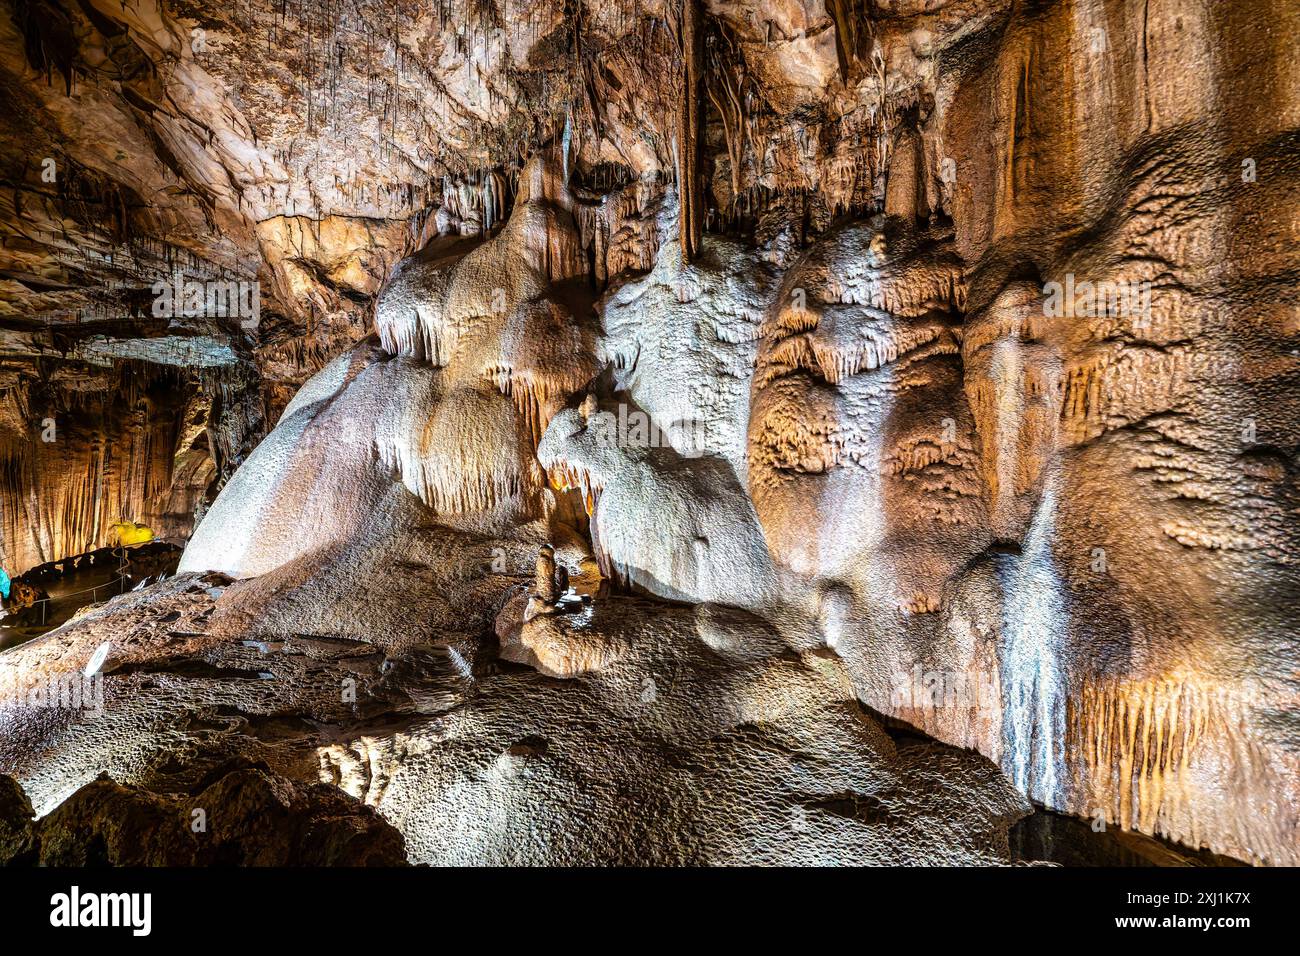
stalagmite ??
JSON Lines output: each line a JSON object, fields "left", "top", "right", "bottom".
{"left": 535, "top": 544, "right": 560, "bottom": 603}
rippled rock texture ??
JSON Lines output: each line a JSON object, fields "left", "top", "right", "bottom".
{"left": 0, "top": 0, "right": 1296, "bottom": 865}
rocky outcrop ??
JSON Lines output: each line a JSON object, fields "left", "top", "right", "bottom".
{"left": 179, "top": 147, "right": 599, "bottom": 578}
{"left": 0, "top": 772, "right": 35, "bottom": 864}
{"left": 0, "top": 763, "right": 407, "bottom": 866}
{"left": 0, "top": 570, "right": 1030, "bottom": 865}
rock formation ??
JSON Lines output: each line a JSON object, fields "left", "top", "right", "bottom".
{"left": 0, "top": 763, "right": 408, "bottom": 866}
{"left": 0, "top": 0, "right": 1295, "bottom": 866}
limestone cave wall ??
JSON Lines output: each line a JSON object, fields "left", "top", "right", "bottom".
{"left": 0, "top": 0, "right": 1295, "bottom": 866}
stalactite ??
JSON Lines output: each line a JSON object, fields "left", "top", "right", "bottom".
{"left": 825, "top": 0, "right": 865, "bottom": 86}
{"left": 1064, "top": 673, "right": 1287, "bottom": 864}
{"left": 705, "top": 29, "right": 747, "bottom": 206}
{"left": 547, "top": 459, "right": 603, "bottom": 517}
{"left": 0, "top": 365, "right": 200, "bottom": 572}
{"left": 675, "top": 0, "right": 703, "bottom": 261}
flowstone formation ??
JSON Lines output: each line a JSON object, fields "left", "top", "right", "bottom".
{"left": 0, "top": 0, "right": 1296, "bottom": 866}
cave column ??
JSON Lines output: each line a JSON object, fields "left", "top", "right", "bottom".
{"left": 677, "top": 0, "right": 704, "bottom": 260}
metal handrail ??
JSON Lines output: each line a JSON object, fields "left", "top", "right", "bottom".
{"left": 29, "top": 575, "right": 131, "bottom": 623}
{"left": 6, "top": 549, "right": 134, "bottom": 626}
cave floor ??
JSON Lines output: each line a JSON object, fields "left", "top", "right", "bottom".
{"left": 0, "top": 570, "right": 1249, "bottom": 866}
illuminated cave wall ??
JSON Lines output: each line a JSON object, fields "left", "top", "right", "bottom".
{"left": 0, "top": 0, "right": 1295, "bottom": 864}
{"left": 0, "top": 364, "right": 192, "bottom": 571}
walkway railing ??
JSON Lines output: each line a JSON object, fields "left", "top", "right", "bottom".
{"left": 7, "top": 548, "right": 134, "bottom": 626}
{"left": 25, "top": 574, "right": 132, "bottom": 626}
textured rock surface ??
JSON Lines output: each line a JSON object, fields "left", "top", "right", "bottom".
{"left": 0, "top": 771, "right": 36, "bottom": 863}
{"left": 0, "top": 572, "right": 1029, "bottom": 865}
{"left": 0, "top": 0, "right": 1296, "bottom": 865}
{"left": 0, "top": 763, "right": 407, "bottom": 865}
{"left": 0, "top": 362, "right": 219, "bottom": 571}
